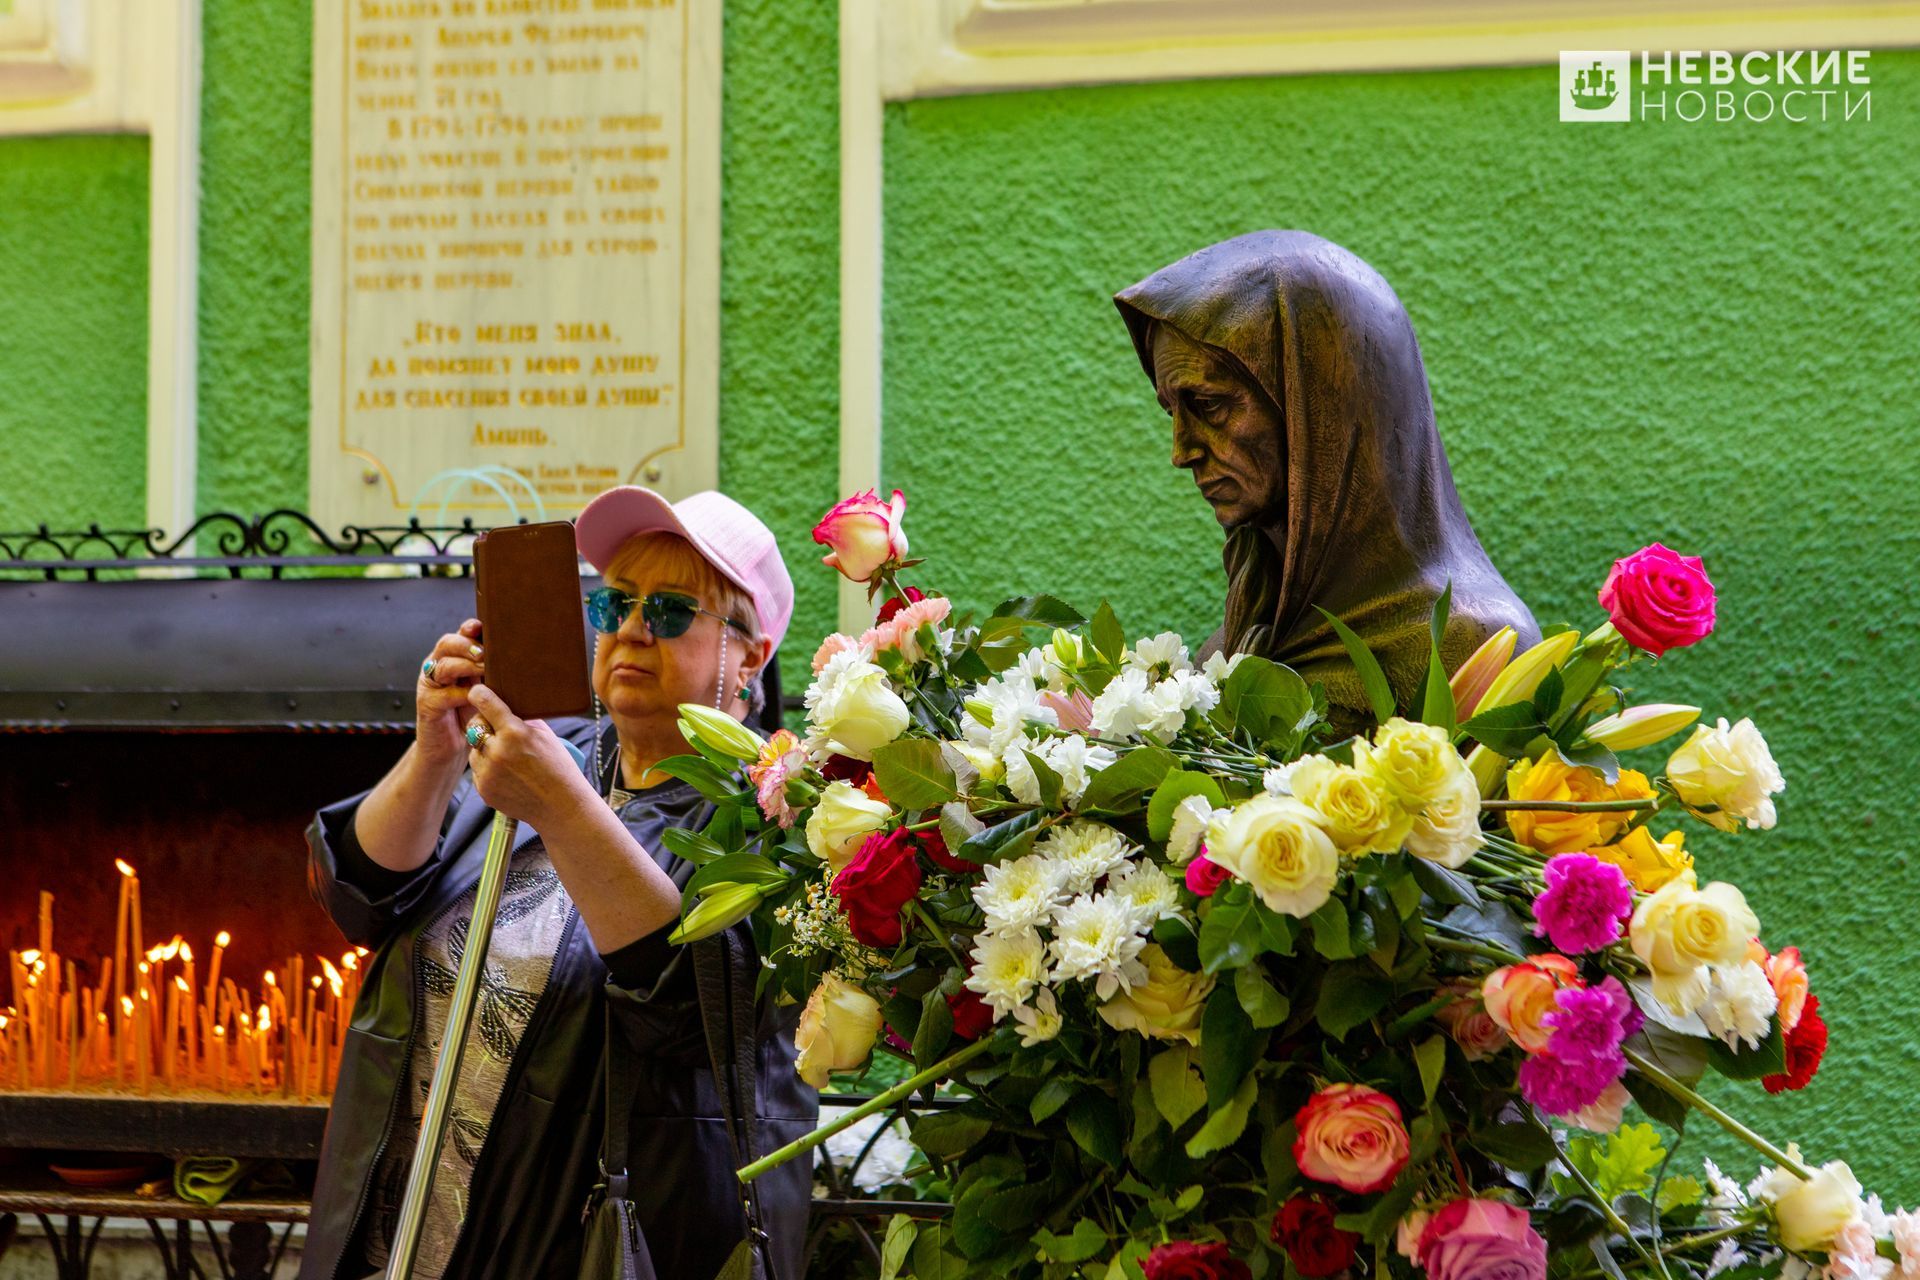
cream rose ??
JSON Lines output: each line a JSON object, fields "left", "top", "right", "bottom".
{"left": 808, "top": 658, "right": 911, "bottom": 760}
{"left": 1405, "top": 765, "right": 1485, "bottom": 870}
{"left": 1355, "top": 717, "right": 1458, "bottom": 811}
{"left": 1773, "top": 1160, "right": 1863, "bottom": 1251}
{"left": 1205, "top": 794, "right": 1340, "bottom": 917}
{"left": 1096, "top": 943, "right": 1215, "bottom": 1044}
{"left": 1629, "top": 875, "right": 1759, "bottom": 1016}
{"left": 1666, "top": 717, "right": 1785, "bottom": 832}
{"left": 806, "top": 780, "right": 891, "bottom": 873}
{"left": 793, "top": 973, "right": 884, "bottom": 1088}
{"left": 1288, "top": 755, "right": 1412, "bottom": 855}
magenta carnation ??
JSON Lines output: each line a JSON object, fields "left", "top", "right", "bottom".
{"left": 1519, "top": 977, "right": 1640, "bottom": 1116}
{"left": 1532, "top": 854, "right": 1633, "bottom": 954}
{"left": 1519, "top": 1050, "right": 1623, "bottom": 1115}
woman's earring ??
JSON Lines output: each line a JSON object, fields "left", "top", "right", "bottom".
{"left": 735, "top": 685, "right": 751, "bottom": 701}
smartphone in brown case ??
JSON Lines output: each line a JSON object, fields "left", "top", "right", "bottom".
{"left": 472, "top": 521, "right": 593, "bottom": 721}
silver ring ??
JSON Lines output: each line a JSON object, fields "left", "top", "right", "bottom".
{"left": 466, "top": 719, "right": 493, "bottom": 750}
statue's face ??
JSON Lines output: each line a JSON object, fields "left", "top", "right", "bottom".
{"left": 1150, "top": 325, "right": 1285, "bottom": 529}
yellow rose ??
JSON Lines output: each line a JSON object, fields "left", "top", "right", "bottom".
{"left": 1096, "top": 944, "right": 1216, "bottom": 1044}
{"left": 1504, "top": 757, "right": 1652, "bottom": 854}
{"left": 806, "top": 780, "right": 891, "bottom": 872}
{"left": 1206, "top": 795, "right": 1339, "bottom": 917}
{"left": 1405, "top": 763, "right": 1484, "bottom": 870}
{"left": 1629, "top": 874, "right": 1760, "bottom": 1015}
{"left": 1594, "top": 827, "right": 1692, "bottom": 893}
{"left": 793, "top": 973, "right": 884, "bottom": 1088}
{"left": 1773, "top": 1160, "right": 1863, "bottom": 1251}
{"left": 1354, "top": 717, "right": 1458, "bottom": 812}
{"left": 1288, "top": 755, "right": 1412, "bottom": 855}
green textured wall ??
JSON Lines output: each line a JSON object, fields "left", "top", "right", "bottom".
{"left": 0, "top": 135, "right": 149, "bottom": 530}
{"left": 882, "top": 60, "right": 1920, "bottom": 1198}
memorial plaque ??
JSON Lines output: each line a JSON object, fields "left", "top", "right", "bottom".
{"left": 310, "top": 0, "right": 719, "bottom": 527}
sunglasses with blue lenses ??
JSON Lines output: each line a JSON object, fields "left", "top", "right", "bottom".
{"left": 584, "top": 586, "right": 751, "bottom": 639}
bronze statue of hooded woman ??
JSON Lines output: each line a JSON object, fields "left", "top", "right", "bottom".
{"left": 1115, "top": 230, "right": 1539, "bottom": 734}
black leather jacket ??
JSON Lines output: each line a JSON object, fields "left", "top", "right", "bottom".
{"left": 297, "top": 719, "right": 817, "bottom": 1280}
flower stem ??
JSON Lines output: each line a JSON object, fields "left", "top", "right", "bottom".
{"left": 1622, "top": 1047, "right": 1814, "bottom": 1179}
{"left": 1481, "top": 798, "right": 1660, "bottom": 813}
{"left": 737, "top": 1037, "right": 997, "bottom": 1184}
{"left": 909, "top": 898, "right": 969, "bottom": 973}
{"left": 1427, "top": 936, "right": 1525, "bottom": 966}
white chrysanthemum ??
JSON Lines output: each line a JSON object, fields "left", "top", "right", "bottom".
{"left": 1160, "top": 669, "right": 1219, "bottom": 713}
{"left": 1048, "top": 892, "right": 1149, "bottom": 1000}
{"left": 1262, "top": 762, "right": 1299, "bottom": 796}
{"left": 1703, "top": 1158, "right": 1748, "bottom": 1217}
{"left": 1107, "top": 860, "right": 1183, "bottom": 928}
{"left": 1201, "top": 650, "right": 1247, "bottom": 683}
{"left": 818, "top": 1113, "right": 916, "bottom": 1193}
{"left": 1700, "top": 960, "right": 1779, "bottom": 1051}
{"left": 1037, "top": 820, "right": 1134, "bottom": 895}
{"left": 964, "top": 927, "right": 1046, "bottom": 1017}
{"left": 1775, "top": 1256, "right": 1812, "bottom": 1280}
{"left": 1166, "top": 795, "right": 1218, "bottom": 864}
{"left": 1089, "top": 668, "right": 1168, "bottom": 742}
{"left": 1005, "top": 733, "right": 1118, "bottom": 806}
{"left": 1013, "top": 644, "right": 1076, "bottom": 693}
{"left": 960, "top": 671, "right": 1058, "bottom": 757}
{"left": 971, "top": 855, "right": 1069, "bottom": 934}
{"left": 1126, "top": 631, "right": 1192, "bottom": 678}
{"left": 1013, "top": 986, "right": 1062, "bottom": 1047}
{"left": 1706, "top": 1240, "right": 1747, "bottom": 1279}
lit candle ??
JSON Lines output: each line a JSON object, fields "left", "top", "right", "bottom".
{"left": 212, "top": 1023, "right": 227, "bottom": 1092}
{"left": 118, "top": 995, "right": 133, "bottom": 1085}
{"left": 163, "top": 980, "right": 180, "bottom": 1088}
{"left": 178, "top": 944, "right": 196, "bottom": 1084}
{"left": 128, "top": 870, "right": 143, "bottom": 1001}
{"left": 37, "top": 891, "right": 52, "bottom": 961}
{"left": 113, "top": 860, "right": 134, "bottom": 1026}
{"left": 205, "top": 931, "right": 229, "bottom": 1022}
{"left": 136, "top": 989, "right": 151, "bottom": 1094}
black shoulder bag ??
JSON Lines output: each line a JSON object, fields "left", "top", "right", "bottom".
{"left": 693, "top": 929, "right": 777, "bottom": 1280}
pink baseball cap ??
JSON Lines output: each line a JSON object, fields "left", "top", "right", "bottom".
{"left": 574, "top": 486, "right": 794, "bottom": 651}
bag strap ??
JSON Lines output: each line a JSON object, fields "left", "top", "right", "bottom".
{"left": 599, "top": 1002, "right": 638, "bottom": 1203}
{"left": 694, "top": 930, "right": 775, "bottom": 1280}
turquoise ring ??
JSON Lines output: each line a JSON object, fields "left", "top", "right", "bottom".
{"left": 421, "top": 658, "right": 437, "bottom": 682}
{"left": 465, "top": 719, "right": 492, "bottom": 750}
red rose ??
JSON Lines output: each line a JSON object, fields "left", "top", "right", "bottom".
{"left": 919, "top": 825, "right": 979, "bottom": 875}
{"left": 832, "top": 829, "right": 924, "bottom": 948}
{"left": 1597, "top": 543, "right": 1716, "bottom": 657}
{"left": 1142, "top": 1240, "right": 1251, "bottom": 1280}
{"left": 947, "top": 989, "right": 993, "bottom": 1041}
{"left": 875, "top": 585, "right": 926, "bottom": 623}
{"left": 1763, "top": 992, "right": 1828, "bottom": 1094}
{"left": 1185, "top": 854, "right": 1231, "bottom": 897}
{"left": 1271, "top": 1196, "right": 1360, "bottom": 1278}
{"left": 820, "top": 755, "right": 873, "bottom": 786}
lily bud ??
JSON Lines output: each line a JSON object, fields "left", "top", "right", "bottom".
{"left": 1476, "top": 631, "right": 1579, "bottom": 715}
{"left": 676, "top": 702, "right": 765, "bottom": 762}
{"left": 1466, "top": 744, "right": 1508, "bottom": 799}
{"left": 1586, "top": 703, "right": 1701, "bottom": 752}
{"left": 1050, "top": 628, "right": 1085, "bottom": 670}
{"left": 1447, "top": 626, "right": 1517, "bottom": 719}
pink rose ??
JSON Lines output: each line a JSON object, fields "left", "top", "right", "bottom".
{"left": 1435, "top": 981, "right": 1509, "bottom": 1061}
{"left": 1185, "top": 854, "right": 1231, "bottom": 897}
{"left": 1292, "top": 1083, "right": 1410, "bottom": 1194}
{"left": 1597, "top": 543, "right": 1716, "bottom": 657}
{"left": 814, "top": 489, "right": 908, "bottom": 583}
{"left": 1419, "top": 1199, "right": 1546, "bottom": 1280}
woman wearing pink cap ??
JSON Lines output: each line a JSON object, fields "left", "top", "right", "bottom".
{"left": 300, "top": 488, "right": 815, "bottom": 1280}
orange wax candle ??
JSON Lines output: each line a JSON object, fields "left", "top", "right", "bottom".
{"left": 205, "top": 932, "right": 229, "bottom": 1021}
{"left": 135, "top": 991, "right": 150, "bottom": 1093}
{"left": 113, "top": 862, "right": 133, "bottom": 1022}
{"left": 163, "top": 982, "right": 180, "bottom": 1088}
{"left": 128, "top": 873, "right": 143, "bottom": 999}
{"left": 37, "top": 891, "right": 52, "bottom": 960}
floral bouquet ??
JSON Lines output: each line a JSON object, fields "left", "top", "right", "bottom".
{"left": 663, "top": 490, "right": 1907, "bottom": 1280}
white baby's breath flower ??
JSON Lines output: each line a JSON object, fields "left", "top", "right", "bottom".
{"left": 1036, "top": 821, "right": 1134, "bottom": 895}
{"left": 1166, "top": 795, "right": 1218, "bottom": 864}
{"left": 1704, "top": 1158, "right": 1748, "bottom": 1226}
{"left": 1048, "top": 892, "right": 1149, "bottom": 1000}
{"left": 1013, "top": 987, "right": 1063, "bottom": 1047}
{"left": 972, "top": 854, "right": 1069, "bottom": 934}
{"left": 1700, "top": 960, "right": 1780, "bottom": 1052}
{"left": 1126, "top": 632, "right": 1192, "bottom": 677}
{"left": 1107, "top": 859, "right": 1183, "bottom": 928}
{"left": 964, "top": 927, "right": 1047, "bottom": 1017}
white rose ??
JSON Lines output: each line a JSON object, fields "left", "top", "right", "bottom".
{"left": 1630, "top": 875, "right": 1760, "bottom": 1016}
{"left": 1404, "top": 764, "right": 1485, "bottom": 869}
{"left": 793, "top": 973, "right": 883, "bottom": 1088}
{"left": 1774, "top": 1160, "right": 1863, "bottom": 1252}
{"left": 806, "top": 780, "right": 891, "bottom": 873}
{"left": 809, "top": 658, "right": 911, "bottom": 760}
{"left": 1667, "top": 717, "right": 1785, "bottom": 831}
{"left": 1205, "top": 794, "right": 1339, "bottom": 917}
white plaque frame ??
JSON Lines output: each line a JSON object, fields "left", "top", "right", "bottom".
{"left": 311, "top": 1, "right": 721, "bottom": 527}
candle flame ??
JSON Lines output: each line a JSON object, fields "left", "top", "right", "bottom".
{"left": 0, "top": 1014, "right": 8, "bottom": 1030}
{"left": 116, "top": 858, "right": 135, "bottom": 877}
{"left": 354, "top": 946, "right": 370, "bottom": 957}
{"left": 140, "top": 989, "right": 150, "bottom": 1002}
{"left": 138, "top": 961, "right": 150, "bottom": 974}
{"left": 146, "top": 945, "right": 165, "bottom": 962}
{"left": 179, "top": 942, "right": 194, "bottom": 962}
{"left": 215, "top": 931, "right": 231, "bottom": 948}
{"left": 240, "top": 1011, "right": 252, "bottom": 1028}
{"left": 310, "top": 976, "right": 322, "bottom": 988}
{"left": 175, "top": 976, "right": 189, "bottom": 992}
{"left": 257, "top": 1003, "right": 270, "bottom": 1028}
{"left": 213, "top": 1025, "right": 225, "bottom": 1039}
{"left": 319, "top": 957, "right": 343, "bottom": 986}
{"left": 341, "top": 951, "right": 358, "bottom": 971}
{"left": 329, "top": 979, "right": 344, "bottom": 998}
{"left": 20, "top": 949, "right": 40, "bottom": 965}
{"left": 120, "top": 996, "right": 134, "bottom": 1016}
{"left": 264, "top": 970, "right": 277, "bottom": 986}
{"left": 96, "top": 1012, "right": 107, "bottom": 1024}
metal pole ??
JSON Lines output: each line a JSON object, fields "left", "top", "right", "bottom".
{"left": 384, "top": 811, "right": 519, "bottom": 1279}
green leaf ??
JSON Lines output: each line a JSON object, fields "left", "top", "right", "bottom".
{"left": 1021, "top": 749, "right": 1065, "bottom": 810}
{"left": 668, "top": 882, "right": 764, "bottom": 944}
{"left": 1308, "top": 897, "right": 1354, "bottom": 959}
{"left": 652, "top": 753, "right": 742, "bottom": 801}
{"left": 1415, "top": 1034, "right": 1447, "bottom": 1103}
{"left": 1315, "top": 964, "right": 1392, "bottom": 1040}
{"left": 1034, "top": 1219, "right": 1109, "bottom": 1265}
{"left": 1587, "top": 1123, "right": 1667, "bottom": 1200}
{"left": 1708, "top": 1020, "right": 1787, "bottom": 1080}
{"left": 1316, "top": 606, "right": 1396, "bottom": 722}
{"left": 1146, "top": 769, "right": 1227, "bottom": 842}
{"left": 1064, "top": 1092, "right": 1123, "bottom": 1166}
{"left": 1658, "top": 1176, "right": 1705, "bottom": 1212}
{"left": 1421, "top": 583, "right": 1457, "bottom": 734}
{"left": 1184, "top": 1072, "right": 1258, "bottom": 1158}
{"left": 1197, "top": 882, "right": 1262, "bottom": 974}
{"left": 1624, "top": 1072, "right": 1689, "bottom": 1131}
{"left": 1409, "top": 857, "right": 1482, "bottom": 908}
{"left": 1438, "top": 901, "right": 1531, "bottom": 960}
{"left": 911, "top": 1223, "right": 965, "bottom": 1280}
{"left": 1148, "top": 1045, "right": 1208, "bottom": 1129}
{"left": 910, "top": 1111, "right": 992, "bottom": 1158}
{"left": 1532, "top": 664, "right": 1565, "bottom": 724}
{"left": 990, "top": 593, "right": 1086, "bottom": 628}
{"left": 880, "top": 1215, "right": 918, "bottom": 1280}
{"left": 958, "top": 809, "right": 1046, "bottom": 864}
{"left": 871, "top": 738, "right": 960, "bottom": 809}
{"left": 1554, "top": 737, "right": 1621, "bottom": 786}
{"left": 1201, "top": 984, "right": 1258, "bottom": 1109}
{"left": 1218, "top": 656, "right": 1314, "bottom": 744}
{"left": 1089, "top": 600, "right": 1126, "bottom": 663}
{"left": 687, "top": 853, "right": 789, "bottom": 896}
{"left": 1459, "top": 702, "right": 1551, "bottom": 757}
{"left": 1472, "top": 1120, "right": 1560, "bottom": 1171}
{"left": 1079, "top": 745, "right": 1177, "bottom": 813}
{"left": 1031, "top": 1075, "right": 1080, "bottom": 1123}
{"left": 1234, "top": 966, "right": 1289, "bottom": 1029}
{"left": 660, "top": 827, "right": 727, "bottom": 867}
{"left": 914, "top": 984, "right": 954, "bottom": 1070}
